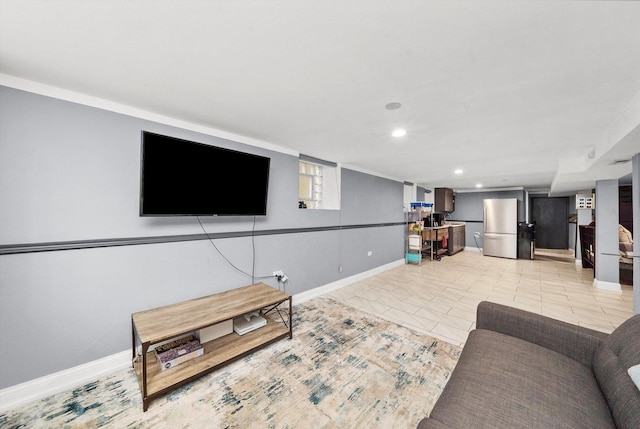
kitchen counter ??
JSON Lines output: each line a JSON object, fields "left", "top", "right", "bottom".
{"left": 422, "top": 226, "right": 449, "bottom": 242}
{"left": 422, "top": 223, "right": 466, "bottom": 256}
{"left": 424, "top": 222, "right": 466, "bottom": 230}
{"left": 447, "top": 223, "right": 466, "bottom": 255}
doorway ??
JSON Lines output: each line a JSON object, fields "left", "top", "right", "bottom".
{"left": 531, "top": 197, "right": 569, "bottom": 249}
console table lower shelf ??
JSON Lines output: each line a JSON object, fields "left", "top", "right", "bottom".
{"left": 131, "top": 283, "right": 292, "bottom": 411}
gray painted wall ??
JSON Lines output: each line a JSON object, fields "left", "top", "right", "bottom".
{"left": 416, "top": 186, "right": 428, "bottom": 202}
{"left": 450, "top": 189, "right": 526, "bottom": 250}
{"left": 594, "top": 180, "right": 620, "bottom": 285}
{"left": 0, "top": 86, "right": 404, "bottom": 388}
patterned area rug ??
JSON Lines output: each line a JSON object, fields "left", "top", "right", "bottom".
{"left": 0, "top": 297, "right": 461, "bottom": 428}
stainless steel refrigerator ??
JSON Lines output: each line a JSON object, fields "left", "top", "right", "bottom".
{"left": 483, "top": 198, "right": 518, "bottom": 259}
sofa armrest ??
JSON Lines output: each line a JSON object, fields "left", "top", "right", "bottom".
{"left": 476, "top": 301, "right": 608, "bottom": 366}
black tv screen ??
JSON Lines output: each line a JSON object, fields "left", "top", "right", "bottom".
{"left": 140, "top": 131, "right": 270, "bottom": 216}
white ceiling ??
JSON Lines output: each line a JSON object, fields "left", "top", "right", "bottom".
{"left": 1, "top": 0, "right": 639, "bottom": 195}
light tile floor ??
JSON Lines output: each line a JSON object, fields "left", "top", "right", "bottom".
{"left": 327, "top": 249, "right": 635, "bottom": 347}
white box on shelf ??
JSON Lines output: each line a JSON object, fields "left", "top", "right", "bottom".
{"left": 408, "top": 235, "right": 422, "bottom": 250}
{"left": 154, "top": 335, "right": 204, "bottom": 371}
{"left": 233, "top": 313, "right": 267, "bottom": 335}
{"left": 197, "top": 319, "right": 233, "bottom": 343}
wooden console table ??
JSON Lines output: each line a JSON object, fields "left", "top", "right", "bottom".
{"left": 131, "top": 282, "right": 292, "bottom": 411}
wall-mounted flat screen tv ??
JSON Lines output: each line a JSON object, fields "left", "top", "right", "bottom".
{"left": 140, "top": 131, "right": 270, "bottom": 216}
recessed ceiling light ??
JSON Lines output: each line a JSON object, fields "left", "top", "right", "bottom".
{"left": 385, "top": 102, "right": 402, "bottom": 110}
{"left": 454, "top": 169, "right": 463, "bottom": 175}
{"left": 392, "top": 129, "right": 407, "bottom": 137}
{"left": 475, "top": 183, "right": 483, "bottom": 188}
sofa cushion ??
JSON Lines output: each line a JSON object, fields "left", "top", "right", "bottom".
{"left": 428, "top": 329, "right": 615, "bottom": 429}
{"left": 593, "top": 314, "right": 640, "bottom": 429}
{"left": 619, "top": 241, "right": 633, "bottom": 264}
{"left": 475, "top": 300, "right": 607, "bottom": 367}
{"left": 618, "top": 224, "right": 633, "bottom": 243}
{"left": 619, "top": 241, "right": 633, "bottom": 256}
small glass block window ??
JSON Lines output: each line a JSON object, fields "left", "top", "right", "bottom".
{"left": 298, "top": 161, "right": 323, "bottom": 209}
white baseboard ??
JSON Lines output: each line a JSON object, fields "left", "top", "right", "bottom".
{"left": 464, "top": 246, "right": 482, "bottom": 252}
{"left": 292, "top": 258, "right": 405, "bottom": 305}
{"left": 0, "top": 259, "right": 404, "bottom": 413}
{"left": 0, "top": 350, "right": 130, "bottom": 413}
{"left": 593, "top": 278, "right": 622, "bottom": 291}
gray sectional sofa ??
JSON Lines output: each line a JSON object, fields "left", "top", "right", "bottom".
{"left": 418, "top": 301, "right": 640, "bottom": 429}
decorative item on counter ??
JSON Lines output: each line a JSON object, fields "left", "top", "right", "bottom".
{"left": 409, "top": 221, "right": 424, "bottom": 232}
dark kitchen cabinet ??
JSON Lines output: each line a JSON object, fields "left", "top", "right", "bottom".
{"left": 447, "top": 224, "right": 465, "bottom": 255}
{"left": 435, "top": 187, "right": 454, "bottom": 212}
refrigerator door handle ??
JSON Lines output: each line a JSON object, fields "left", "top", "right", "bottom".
{"left": 483, "top": 207, "right": 487, "bottom": 233}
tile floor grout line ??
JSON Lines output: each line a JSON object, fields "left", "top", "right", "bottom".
{"left": 326, "top": 249, "right": 634, "bottom": 345}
